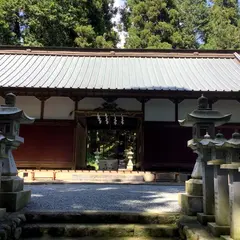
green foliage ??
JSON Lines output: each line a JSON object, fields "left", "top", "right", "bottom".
{"left": 175, "top": 0, "right": 209, "bottom": 48}
{"left": 201, "top": 0, "right": 240, "bottom": 49}
{"left": 123, "top": 0, "right": 181, "bottom": 49}
{"left": 0, "top": 0, "right": 118, "bottom": 47}
{"left": 121, "top": 0, "right": 240, "bottom": 49}
{"left": 86, "top": 152, "right": 99, "bottom": 170}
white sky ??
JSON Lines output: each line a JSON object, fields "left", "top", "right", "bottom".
{"left": 113, "top": 0, "right": 126, "bottom": 48}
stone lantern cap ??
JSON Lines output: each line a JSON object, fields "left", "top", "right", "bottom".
{"left": 179, "top": 95, "right": 231, "bottom": 127}
{"left": 188, "top": 131, "right": 226, "bottom": 149}
{"left": 224, "top": 131, "right": 240, "bottom": 147}
{"left": 0, "top": 93, "right": 34, "bottom": 124}
{"left": 220, "top": 131, "right": 240, "bottom": 169}
{"left": 199, "top": 132, "right": 226, "bottom": 147}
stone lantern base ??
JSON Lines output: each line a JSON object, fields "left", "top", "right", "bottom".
{"left": 178, "top": 178, "right": 203, "bottom": 216}
{"left": 0, "top": 176, "right": 31, "bottom": 212}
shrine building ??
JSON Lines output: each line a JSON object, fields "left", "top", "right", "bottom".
{"left": 0, "top": 46, "right": 239, "bottom": 172}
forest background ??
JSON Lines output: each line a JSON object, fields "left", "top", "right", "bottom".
{"left": 0, "top": 0, "right": 239, "bottom": 49}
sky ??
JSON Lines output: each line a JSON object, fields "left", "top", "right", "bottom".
{"left": 113, "top": 0, "right": 126, "bottom": 48}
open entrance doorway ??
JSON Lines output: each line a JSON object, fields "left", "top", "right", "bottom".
{"left": 74, "top": 101, "right": 143, "bottom": 171}
{"left": 87, "top": 117, "right": 138, "bottom": 170}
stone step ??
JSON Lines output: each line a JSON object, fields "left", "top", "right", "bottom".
{"left": 21, "top": 237, "right": 179, "bottom": 240}
{"left": 22, "top": 223, "right": 179, "bottom": 238}
{"left": 24, "top": 211, "right": 180, "bottom": 224}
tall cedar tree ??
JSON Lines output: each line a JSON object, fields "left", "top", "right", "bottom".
{"left": 0, "top": 0, "right": 118, "bottom": 47}
{"left": 122, "top": 0, "right": 180, "bottom": 49}
{"left": 202, "top": 0, "right": 240, "bottom": 49}
{"left": 176, "top": 0, "right": 209, "bottom": 48}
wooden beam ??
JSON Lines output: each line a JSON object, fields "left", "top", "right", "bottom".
{"left": 170, "top": 98, "right": 183, "bottom": 122}
{"left": 136, "top": 97, "right": 150, "bottom": 104}
{"left": 102, "top": 97, "right": 118, "bottom": 102}
{"left": 1, "top": 88, "right": 239, "bottom": 101}
{"left": 36, "top": 96, "right": 50, "bottom": 120}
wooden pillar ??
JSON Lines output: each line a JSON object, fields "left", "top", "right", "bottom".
{"left": 71, "top": 97, "right": 87, "bottom": 170}
{"left": 75, "top": 117, "right": 87, "bottom": 170}
{"left": 36, "top": 96, "right": 49, "bottom": 120}
{"left": 170, "top": 98, "right": 183, "bottom": 122}
{"left": 137, "top": 98, "right": 149, "bottom": 171}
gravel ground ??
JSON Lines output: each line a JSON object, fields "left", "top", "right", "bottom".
{"left": 23, "top": 184, "right": 185, "bottom": 213}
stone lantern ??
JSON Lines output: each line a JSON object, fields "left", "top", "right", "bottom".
{"left": 179, "top": 95, "right": 231, "bottom": 216}
{"left": 94, "top": 149, "right": 100, "bottom": 166}
{"left": 221, "top": 131, "right": 240, "bottom": 240}
{"left": 0, "top": 93, "right": 34, "bottom": 211}
{"left": 126, "top": 147, "right": 134, "bottom": 171}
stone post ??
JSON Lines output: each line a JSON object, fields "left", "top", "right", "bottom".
{"left": 0, "top": 153, "right": 6, "bottom": 218}
{"left": 0, "top": 93, "right": 34, "bottom": 212}
{"left": 178, "top": 95, "right": 231, "bottom": 216}
{"left": 206, "top": 133, "right": 230, "bottom": 236}
{"left": 197, "top": 133, "right": 216, "bottom": 225}
{"left": 220, "top": 131, "right": 240, "bottom": 240}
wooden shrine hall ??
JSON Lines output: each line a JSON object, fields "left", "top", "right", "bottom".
{"left": 0, "top": 46, "right": 239, "bottom": 172}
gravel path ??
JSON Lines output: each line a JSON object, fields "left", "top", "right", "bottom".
{"left": 23, "top": 184, "right": 184, "bottom": 213}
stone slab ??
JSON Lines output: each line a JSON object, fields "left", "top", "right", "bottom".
{"left": 0, "top": 190, "right": 31, "bottom": 212}
{"left": 1, "top": 176, "right": 24, "bottom": 192}
{"left": 155, "top": 172, "right": 176, "bottom": 182}
{"left": 197, "top": 213, "right": 215, "bottom": 225}
{"left": 221, "top": 235, "right": 233, "bottom": 240}
{"left": 229, "top": 181, "right": 240, "bottom": 240}
{"left": 22, "top": 223, "right": 179, "bottom": 238}
{"left": 214, "top": 169, "right": 229, "bottom": 226}
{"left": 202, "top": 163, "right": 215, "bottom": 215}
{"left": 0, "top": 208, "right": 6, "bottom": 218}
{"left": 24, "top": 211, "right": 180, "bottom": 224}
{"left": 208, "top": 222, "right": 230, "bottom": 237}
{"left": 179, "top": 193, "right": 203, "bottom": 216}
{"left": 178, "top": 215, "right": 219, "bottom": 240}
{"left": 185, "top": 179, "right": 203, "bottom": 196}
{"left": 177, "top": 173, "right": 191, "bottom": 183}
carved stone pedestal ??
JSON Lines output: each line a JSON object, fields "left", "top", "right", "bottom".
{"left": 0, "top": 176, "right": 31, "bottom": 212}
{"left": 179, "top": 178, "right": 203, "bottom": 216}
{"left": 0, "top": 190, "right": 31, "bottom": 212}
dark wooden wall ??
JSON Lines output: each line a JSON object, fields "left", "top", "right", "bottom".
{"left": 143, "top": 122, "right": 195, "bottom": 171}
{"left": 14, "top": 121, "right": 74, "bottom": 169}
{"left": 143, "top": 122, "right": 240, "bottom": 172}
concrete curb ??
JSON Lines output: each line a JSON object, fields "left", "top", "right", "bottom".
{"left": 24, "top": 181, "right": 185, "bottom": 186}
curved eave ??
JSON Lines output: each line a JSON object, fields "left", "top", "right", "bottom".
{"left": 179, "top": 114, "right": 232, "bottom": 127}
{"left": 20, "top": 112, "right": 35, "bottom": 124}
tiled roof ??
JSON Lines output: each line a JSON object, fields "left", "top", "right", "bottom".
{"left": 0, "top": 49, "right": 239, "bottom": 92}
